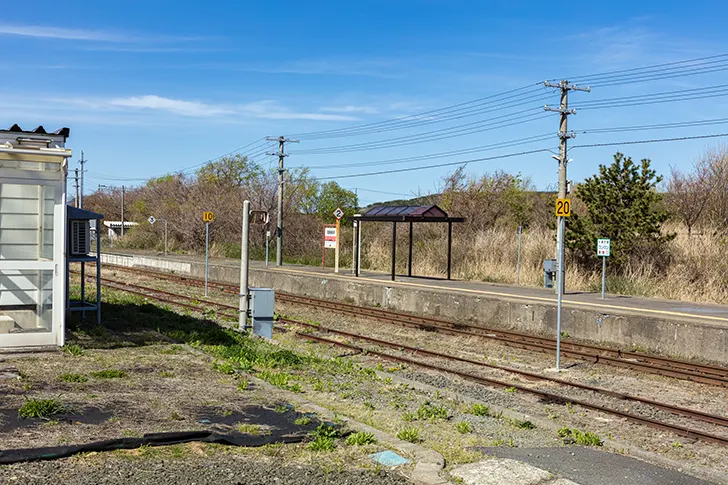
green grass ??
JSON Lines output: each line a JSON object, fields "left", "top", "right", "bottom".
{"left": 467, "top": 403, "right": 490, "bottom": 417}
{"left": 294, "top": 416, "right": 312, "bottom": 426}
{"left": 311, "top": 423, "right": 339, "bottom": 439}
{"left": 18, "top": 398, "right": 65, "bottom": 419}
{"left": 416, "top": 402, "right": 449, "bottom": 421}
{"left": 345, "top": 431, "right": 376, "bottom": 446}
{"left": 237, "top": 379, "right": 249, "bottom": 391}
{"left": 396, "top": 426, "right": 421, "bottom": 443}
{"left": 558, "top": 427, "right": 603, "bottom": 446}
{"left": 456, "top": 421, "right": 472, "bottom": 434}
{"left": 235, "top": 423, "right": 268, "bottom": 435}
{"left": 59, "top": 373, "right": 88, "bottom": 383}
{"left": 63, "top": 344, "right": 84, "bottom": 356}
{"left": 307, "top": 436, "right": 336, "bottom": 452}
{"left": 512, "top": 419, "right": 536, "bottom": 430}
{"left": 91, "top": 369, "right": 127, "bottom": 379}
{"left": 505, "top": 387, "right": 517, "bottom": 393}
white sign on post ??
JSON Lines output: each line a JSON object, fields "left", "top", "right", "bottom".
{"left": 333, "top": 207, "right": 344, "bottom": 220}
{"left": 597, "top": 238, "right": 611, "bottom": 257}
{"left": 324, "top": 227, "right": 337, "bottom": 249}
{"left": 148, "top": 216, "right": 156, "bottom": 225}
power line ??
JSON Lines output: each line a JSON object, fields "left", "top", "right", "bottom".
{"left": 293, "top": 133, "right": 554, "bottom": 170}
{"left": 313, "top": 148, "right": 554, "bottom": 181}
{"left": 288, "top": 83, "right": 542, "bottom": 139}
{"left": 582, "top": 117, "right": 728, "bottom": 134}
{"left": 570, "top": 132, "right": 728, "bottom": 151}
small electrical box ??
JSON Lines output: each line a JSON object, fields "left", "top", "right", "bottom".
{"left": 543, "top": 259, "right": 557, "bottom": 288}
{"left": 250, "top": 288, "right": 274, "bottom": 339}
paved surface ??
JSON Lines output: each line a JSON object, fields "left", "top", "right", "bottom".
{"left": 478, "top": 447, "right": 716, "bottom": 485}
{"left": 452, "top": 458, "right": 579, "bottom": 485}
{"left": 110, "top": 249, "right": 728, "bottom": 327}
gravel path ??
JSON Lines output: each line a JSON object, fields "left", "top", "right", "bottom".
{"left": 0, "top": 453, "right": 411, "bottom": 485}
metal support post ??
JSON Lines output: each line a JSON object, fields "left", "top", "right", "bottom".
{"left": 163, "top": 220, "right": 168, "bottom": 255}
{"left": 239, "top": 200, "right": 250, "bottom": 330}
{"left": 516, "top": 225, "right": 522, "bottom": 285}
{"left": 79, "top": 150, "right": 85, "bottom": 209}
{"left": 408, "top": 221, "right": 413, "bottom": 277}
{"left": 96, "top": 224, "right": 102, "bottom": 325}
{"left": 447, "top": 221, "right": 453, "bottom": 280}
{"left": 352, "top": 221, "right": 357, "bottom": 274}
{"left": 601, "top": 256, "right": 606, "bottom": 299}
{"left": 120, "top": 185, "right": 125, "bottom": 237}
{"left": 265, "top": 220, "right": 270, "bottom": 265}
{"left": 555, "top": 216, "right": 565, "bottom": 371}
{"left": 266, "top": 136, "right": 299, "bottom": 266}
{"left": 357, "top": 220, "right": 362, "bottom": 275}
{"left": 204, "top": 221, "right": 210, "bottom": 297}
{"left": 391, "top": 222, "right": 397, "bottom": 281}
{"left": 334, "top": 218, "right": 340, "bottom": 274}
{"left": 74, "top": 168, "right": 79, "bottom": 208}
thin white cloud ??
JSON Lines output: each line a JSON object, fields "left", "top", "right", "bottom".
{"left": 0, "top": 24, "right": 136, "bottom": 42}
{"left": 110, "top": 95, "right": 235, "bottom": 117}
{"left": 321, "top": 105, "right": 380, "bottom": 114}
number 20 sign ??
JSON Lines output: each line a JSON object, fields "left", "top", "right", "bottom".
{"left": 555, "top": 198, "right": 571, "bottom": 217}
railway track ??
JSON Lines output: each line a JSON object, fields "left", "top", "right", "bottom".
{"left": 81, "top": 273, "right": 728, "bottom": 448}
{"left": 98, "top": 263, "right": 728, "bottom": 388}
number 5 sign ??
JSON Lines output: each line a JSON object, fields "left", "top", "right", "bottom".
{"left": 555, "top": 198, "right": 571, "bottom": 217}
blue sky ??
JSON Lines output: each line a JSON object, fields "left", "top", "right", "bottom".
{"left": 2, "top": 1, "right": 728, "bottom": 205}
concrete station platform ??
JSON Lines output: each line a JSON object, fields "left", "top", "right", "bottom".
{"left": 99, "top": 252, "right": 728, "bottom": 365}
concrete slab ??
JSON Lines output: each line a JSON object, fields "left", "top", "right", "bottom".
{"left": 479, "top": 447, "right": 714, "bottom": 485}
{"left": 451, "top": 458, "right": 561, "bottom": 485}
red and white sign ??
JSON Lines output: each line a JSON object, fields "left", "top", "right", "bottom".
{"left": 324, "top": 226, "right": 337, "bottom": 249}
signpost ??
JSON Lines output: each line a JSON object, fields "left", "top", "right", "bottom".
{"left": 554, "top": 199, "right": 571, "bottom": 371}
{"left": 322, "top": 225, "right": 337, "bottom": 268}
{"left": 250, "top": 211, "right": 270, "bottom": 265}
{"left": 239, "top": 201, "right": 250, "bottom": 331}
{"left": 516, "top": 225, "right": 523, "bottom": 285}
{"left": 333, "top": 208, "right": 344, "bottom": 274}
{"left": 148, "top": 216, "right": 168, "bottom": 255}
{"left": 203, "top": 212, "right": 214, "bottom": 296}
{"left": 597, "top": 238, "right": 611, "bottom": 299}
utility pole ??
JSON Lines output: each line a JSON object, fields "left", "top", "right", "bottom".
{"left": 543, "top": 80, "right": 590, "bottom": 294}
{"left": 74, "top": 168, "right": 80, "bottom": 208}
{"left": 121, "top": 185, "right": 126, "bottom": 238}
{"left": 266, "top": 136, "right": 299, "bottom": 266}
{"left": 544, "top": 80, "right": 589, "bottom": 371}
{"left": 79, "top": 151, "right": 85, "bottom": 209}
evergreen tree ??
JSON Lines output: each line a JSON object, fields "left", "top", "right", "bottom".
{"left": 566, "top": 152, "right": 674, "bottom": 271}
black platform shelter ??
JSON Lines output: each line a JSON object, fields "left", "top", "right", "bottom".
{"left": 352, "top": 205, "right": 465, "bottom": 281}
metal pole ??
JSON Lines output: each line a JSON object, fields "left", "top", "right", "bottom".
{"left": 516, "top": 226, "right": 522, "bottom": 285}
{"left": 408, "top": 221, "right": 413, "bottom": 277}
{"left": 357, "top": 220, "right": 362, "bottom": 274}
{"left": 391, "top": 222, "right": 397, "bottom": 281}
{"left": 352, "top": 221, "right": 357, "bottom": 274}
{"left": 239, "top": 200, "right": 250, "bottom": 330}
{"left": 265, "top": 220, "right": 270, "bottom": 266}
{"left": 79, "top": 150, "right": 85, "bottom": 209}
{"left": 276, "top": 139, "right": 284, "bottom": 266}
{"left": 555, "top": 216, "right": 565, "bottom": 371}
{"left": 96, "top": 222, "right": 101, "bottom": 325}
{"left": 601, "top": 256, "right": 606, "bottom": 299}
{"left": 164, "top": 220, "right": 168, "bottom": 255}
{"left": 120, "top": 185, "right": 125, "bottom": 237}
{"left": 205, "top": 221, "right": 209, "bottom": 297}
{"left": 74, "top": 168, "right": 79, "bottom": 208}
{"left": 447, "top": 221, "right": 453, "bottom": 280}
{"left": 334, "top": 218, "right": 340, "bottom": 273}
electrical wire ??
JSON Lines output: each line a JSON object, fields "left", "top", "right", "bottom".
{"left": 292, "top": 133, "right": 554, "bottom": 171}
{"left": 313, "top": 148, "right": 554, "bottom": 181}
{"left": 570, "top": 132, "right": 728, "bottom": 151}
{"left": 582, "top": 117, "right": 728, "bottom": 134}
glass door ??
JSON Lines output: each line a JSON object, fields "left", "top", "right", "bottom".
{"left": 0, "top": 179, "right": 64, "bottom": 348}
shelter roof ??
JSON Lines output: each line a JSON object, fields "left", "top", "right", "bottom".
{"left": 356, "top": 205, "right": 464, "bottom": 223}
{"left": 68, "top": 206, "right": 104, "bottom": 220}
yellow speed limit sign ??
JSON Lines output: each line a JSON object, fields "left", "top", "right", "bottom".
{"left": 202, "top": 211, "right": 215, "bottom": 222}
{"left": 555, "top": 198, "right": 571, "bottom": 217}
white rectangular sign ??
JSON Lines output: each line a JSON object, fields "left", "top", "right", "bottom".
{"left": 597, "top": 238, "right": 611, "bottom": 257}
{"left": 324, "top": 227, "right": 337, "bottom": 249}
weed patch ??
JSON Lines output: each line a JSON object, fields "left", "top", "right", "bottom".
{"left": 346, "top": 431, "right": 376, "bottom": 446}
{"left": 396, "top": 426, "right": 421, "bottom": 443}
{"left": 456, "top": 421, "right": 472, "bottom": 434}
{"left": 18, "top": 398, "right": 65, "bottom": 419}
{"left": 63, "top": 344, "right": 84, "bottom": 356}
{"left": 467, "top": 403, "right": 490, "bottom": 417}
{"left": 59, "top": 373, "right": 87, "bottom": 383}
{"left": 91, "top": 369, "right": 127, "bottom": 379}
{"left": 417, "top": 402, "right": 449, "bottom": 421}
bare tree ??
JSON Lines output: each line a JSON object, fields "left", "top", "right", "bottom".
{"left": 666, "top": 163, "right": 713, "bottom": 236}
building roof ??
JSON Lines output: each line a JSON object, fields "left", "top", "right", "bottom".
{"left": 1, "top": 124, "right": 70, "bottom": 139}
{"left": 68, "top": 206, "right": 104, "bottom": 220}
{"left": 103, "top": 221, "right": 138, "bottom": 228}
{"left": 356, "top": 205, "right": 465, "bottom": 223}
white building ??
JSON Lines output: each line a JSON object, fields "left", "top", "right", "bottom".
{"left": 0, "top": 124, "right": 71, "bottom": 349}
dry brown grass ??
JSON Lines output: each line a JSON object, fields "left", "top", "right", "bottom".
{"left": 359, "top": 223, "right": 728, "bottom": 305}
